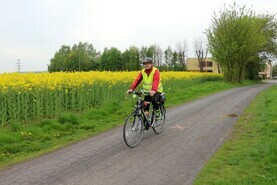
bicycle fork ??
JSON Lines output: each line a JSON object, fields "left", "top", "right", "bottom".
{"left": 131, "top": 113, "right": 142, "bottom": 131}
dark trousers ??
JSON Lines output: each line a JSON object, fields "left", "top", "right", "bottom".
{"left": 144, "top": 92, "right": 161, "bottom": 111}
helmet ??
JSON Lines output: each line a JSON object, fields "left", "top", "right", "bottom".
{"left": 142, "top": 57, "right": 153, "bottom": 64}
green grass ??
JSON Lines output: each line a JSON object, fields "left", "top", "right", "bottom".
{"left": 0, "top": 80, "right": 258, "bottom": 169}
{"left": 193, "top": 85, "right": 277, "bottom": 185}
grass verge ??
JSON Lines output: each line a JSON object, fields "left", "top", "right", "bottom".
{"left": 0, "top": 80, "right": 258, "bottom": 170}
{"left": 193, "top": 85, "right": 277, "bottom": 185}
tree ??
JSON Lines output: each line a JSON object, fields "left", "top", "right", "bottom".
{"left": 154, "top": 45, "right": 164, "bottom": 67}
{"left": 48, "top": 45, "right": 71, "bottom": 72}
{"left": 122, "top": 46, "right": 140, "bottom": 70}
{"left": 141, "top": 44, "right": 164, "bottom": 66}
{"left": 164, "top": 46, "right": 173, "bottom": 70}
{"left": 206, "top": 3, "right": 277, "bottom": 82}
{"left": 273, "top": 63, "right": 277, "bottom": 77}
{"left": 100, "top": 47, "right": 122, "bottom": 71}
{"left": 195, "top": 50, "right": 208, "bottom": 72}
{"left": 172, "top": 51, "right": 178, "bottom": 70}
{"left": 176, "top": 40, "right": 188, "bottom": 71}
{"left": 140, "top": 46, "right": 148, "bottom": 62}
{"left": 48, "top": 42, "right": 99, "bottom": 72}
{"left": 194, "top": 37, "right": 208, "bottom": 72}
{"left": 147, "top": 45, "right": 156, "bottom": 60}
{"left": 70, "top": 42, "right": 99, "bottom": 71}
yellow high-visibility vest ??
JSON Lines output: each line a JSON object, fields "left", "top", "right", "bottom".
{"left": 142, "top": 67, "right": 163, "bottom": 92}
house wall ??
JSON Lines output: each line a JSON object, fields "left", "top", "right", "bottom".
{"left": 259, "top": 62, "right": 272, "bottom": 79}
{"left": 186, "top": 58, "right": 273, "bottom": 78}
{"left": 186, "top": 58, "right": 220, "bottom": 73}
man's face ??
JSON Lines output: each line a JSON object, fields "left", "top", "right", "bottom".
{"left": 143, "top": 62, "right": 152, "bottom": 69}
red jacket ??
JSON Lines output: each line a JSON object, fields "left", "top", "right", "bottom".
{"left": 130, "top": 67, "right": 161, "bottom": 91}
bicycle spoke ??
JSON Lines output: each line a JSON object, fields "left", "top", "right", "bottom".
{"left": 152, "top": 105, "right": 166, "bottom": 134}
{"left": 123, "top": 113, "right": 143, "bottom": 147}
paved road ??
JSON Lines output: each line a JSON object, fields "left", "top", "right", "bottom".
{"left": 0, "top": 83, "right": 274, "bottom": 185}
{"left": 264, "top": 79, "right": 277, "bottom": 84}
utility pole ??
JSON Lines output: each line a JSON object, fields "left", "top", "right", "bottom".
{"left": 16, "top": 59, "right": 21, "bottom": 73}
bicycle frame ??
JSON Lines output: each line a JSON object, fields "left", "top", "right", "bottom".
{"left": 132, "top": 92, "right": 153, "bottom": 127}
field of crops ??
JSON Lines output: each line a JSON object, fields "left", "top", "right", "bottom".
{"left": 0, "top": 71, "right": 222, "bottom": 125}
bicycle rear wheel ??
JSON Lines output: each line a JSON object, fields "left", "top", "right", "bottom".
{"left": 123, "top": 113, "right": 143, "bottom": 147}
{"left": 152, "top": 105, "right": 166, "bottom": 134}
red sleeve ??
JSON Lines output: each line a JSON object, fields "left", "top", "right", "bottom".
{"left": 152, "top": 69, "right": 160, "bottom": 91}
{"left": 130, "top": 71, "right": 143, "bottom": 90}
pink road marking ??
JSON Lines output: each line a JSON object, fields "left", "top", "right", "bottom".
{"left": 171, "top": 124, "right": 185, "bottom": 130}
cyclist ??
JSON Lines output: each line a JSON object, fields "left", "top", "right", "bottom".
{"left": 126, "top": 57, "right": 163, "bottom": 129}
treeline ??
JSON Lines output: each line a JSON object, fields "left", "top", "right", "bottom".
{"left": 49, "top": 3, "right": 277, "bottom": 83}
{"left": 48, "top": 42, "right": 187, "bottom": 72}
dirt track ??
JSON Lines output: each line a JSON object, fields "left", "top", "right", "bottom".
{"left": 0, "top": 83, "right": 273, "bottom": 185}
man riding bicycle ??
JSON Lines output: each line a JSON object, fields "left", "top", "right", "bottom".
{"left": 126, "top": 57, "right": 163, "bottom": 129}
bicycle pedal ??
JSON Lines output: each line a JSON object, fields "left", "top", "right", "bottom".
{"left": 152, "top": 123, "right": 161, "bottom": 127}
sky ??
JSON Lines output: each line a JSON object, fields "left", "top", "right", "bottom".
{"left": 0, "top": 0, "right": 276, "bottom": 73}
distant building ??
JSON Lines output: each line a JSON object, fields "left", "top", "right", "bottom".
{"left": 186, "top": 58, "right": 273, "bottom": 79}
{"left": 258, "top": 61, "right": 272, "bottom": 79}
{"left": 186, "top": 58, "right": 221, "bottom": 73}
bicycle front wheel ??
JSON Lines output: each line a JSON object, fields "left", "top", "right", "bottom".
{"left": 153, "top": 105, "right": 166, "bottom": 134}
{"left": 123, "top": 113, "right": 143, "bottom": 148}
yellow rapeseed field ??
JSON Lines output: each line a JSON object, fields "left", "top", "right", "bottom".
{"left": 0, "top": 71, "right": 222, "bottom": 125}
{"left": 0, "top": 71, "right": 220, "bottom": 91}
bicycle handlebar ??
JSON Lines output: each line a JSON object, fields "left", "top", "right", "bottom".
{"left": 129, "top": 91, "right": 150, "bottom": 96}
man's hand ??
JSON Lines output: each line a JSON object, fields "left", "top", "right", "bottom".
{"left": 149, "top": 90, "right": 156, "bottom": 96}
{"left": 126, "top": 89, "right": 133, "bottom": 94}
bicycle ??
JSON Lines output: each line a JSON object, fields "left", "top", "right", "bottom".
{"left": 123, "top": 91, "right": 166, "bottom": 148}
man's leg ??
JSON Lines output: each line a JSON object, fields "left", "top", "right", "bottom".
{"left": 144, "top": 95, "right": 152, "bottom": 129}
{"left": 152, "top": 92, "right": 161, "bottom": 110}
{"left": 152, "top": 93, "right": 162, "bottom": 121}
{"left": 144, "top": 95, "right": 151, "bottom": 112}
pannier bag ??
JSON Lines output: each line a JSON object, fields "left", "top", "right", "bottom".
{"left": 160, "top": 92, "right": 166, "bottom": 104}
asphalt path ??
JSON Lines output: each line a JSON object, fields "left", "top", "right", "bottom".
{"left": 0, "top": 82, "right": 274, "bottom": 185}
